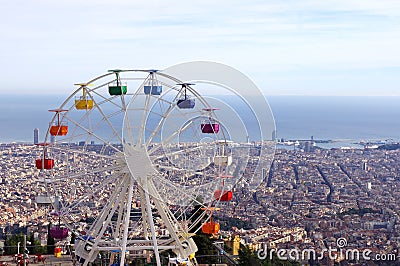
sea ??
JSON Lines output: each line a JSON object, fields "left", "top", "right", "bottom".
{"left": 1, "top": 94, "right": 399, "bottom": 149}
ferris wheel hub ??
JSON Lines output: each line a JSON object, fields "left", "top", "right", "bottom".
{"left": 124, "top": 144, "right": 158, "bottom": 184}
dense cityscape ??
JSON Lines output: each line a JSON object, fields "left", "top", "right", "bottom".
{"left": 0, "top": 140, "right": 399, "bottom": 265}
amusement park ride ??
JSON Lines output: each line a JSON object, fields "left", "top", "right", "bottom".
{"left": 35, "top": 62, "right": 275, "bottom": 266}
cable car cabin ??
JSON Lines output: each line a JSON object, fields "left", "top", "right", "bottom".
{"left": 144, "top": 85, "right": 162, "bottom": 95}
{"left": 50, "top": 124, "right": 68, "bottom": 136}
{"left": 108, "top": 83, "right": 127, "bottom": 95}
{"left": 177, "top": 98, "right": 195, "bottom": 109}
{"left": 214, "top": 155, "right": 232, "bottom": 166}
{"left": 201, "top": 123, "right": 219, "bottom": 134}
{"left": 75, "top": 97, "right": 94, "bottom": 110}
{"left": 36, "top": 158, "right": 54, "bottom": 169}
{"left": 214, "top": 190, "right": 233, "bottom": 201}
{"left": 202, "top": 220, "right": 220, "bottom": 235}
{"left": 50, "top": 226, "right": 69, "bottom": 239}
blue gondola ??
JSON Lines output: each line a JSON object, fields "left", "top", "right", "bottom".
{"left": 144, "top": 70, "right": 162, "bottom": 95}
{"left": 144, "top": 85, "right": 162, "bottom": 95}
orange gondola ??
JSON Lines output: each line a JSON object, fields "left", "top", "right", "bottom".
{"left": 49, "top": 109, "right": 68, "bottom": 136}
{"left": 202, "top": 217, "right": 220, "bottom": 235}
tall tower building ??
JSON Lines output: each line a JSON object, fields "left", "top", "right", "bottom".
{"left": 33, "top": 128, "right": 39, "bottom": 144}
{"left": 362, "top": 160, "right": 368, "bottom": 171}
{"left": 272, "top": 130, "right": 277, "bottom": 141}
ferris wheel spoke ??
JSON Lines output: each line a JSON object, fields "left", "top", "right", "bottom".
{"left": 154, "top": 164, "right": 194, "bottom": 174}
{"left": 150, "top": 176, "right": 207, "bottom": 206}
{"left": 126, "top": 74, "right": 152, "bottom": 145}
{"left": 51, "top": 147, "right": 118, "bottom": 161}
{"left": 145, "top": 101, "right": 179, "bottom": 147}
{"left": 136, "top": 188, "right": 148, "bottom": 240}
{"left": 87, "top": 90, "right": 124, "bottom": 144}
{"left": 50, "top": 164, "right": 122, "bottom": 182}
{"left": 61, "top": 171, "right": 123, "bottom": 211}
{"left": 151, "top": 144, "right": 205, "bottom": 161}
{"left": 64, "top": 116, "right": 122, "bottom": 153}
{"left": 85, "top": 176, "right": 129, "bottom": 247}
{"left": 120, "top": 94, "right": 127, "bottom": 111}
{"left": 147, "top": 120, "right": 194, "bottom": 156}
{"left": 137, "top": 95, "right": 152, "bottom": 145}
{"left": 90, "top": 86, "right": 124, "bottom": 110}
{"left": 119, "top": 178, "right": 135, "bottom": 266}
{"left": 146, "top": 183, "right": 184, "bottom": 253}
{"left": 188, "top": 209, "right": 209, "bottom": 232}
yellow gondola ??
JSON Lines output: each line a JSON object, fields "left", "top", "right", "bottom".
{"left": 75, "top": 85, "right": 94, "bottom": 110}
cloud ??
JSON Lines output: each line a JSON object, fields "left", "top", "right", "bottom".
{"left": 0, "top": 0, "right": 399, "bottom": 95}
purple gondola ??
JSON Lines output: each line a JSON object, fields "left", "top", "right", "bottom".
{"left": 177, "top": 98, "right": 195, "bottom": 109}
{"left": 50, "top": 226, "right": 69, "bottom": 239}
{"left": 201, "top": 123, "right": 220, "bottom": 133}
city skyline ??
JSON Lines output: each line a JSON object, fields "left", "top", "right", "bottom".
{"left": 1, "top": 0, "right": 400, "bottom": 96}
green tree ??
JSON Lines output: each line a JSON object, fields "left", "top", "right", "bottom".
{"left": 3, "top": 233, "right": 46, "bottom": 256}
{"left": 4, "top": 234, "right": 13, "bottom": 255}
{"left": 238, "top": 244, "right": 262, "bottom": 266}
{"left": 28, "top": 233, "right": 47, "bottom": 255}
{"left": 192, "top": 233, "right": 218, "bottom": 264}
{"left": 4, "top": 234, "right": 25, "bottom": 255}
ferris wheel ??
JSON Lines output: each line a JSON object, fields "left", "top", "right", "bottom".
{"left": 36, "top": 62, "right": 276, "bottom": 266}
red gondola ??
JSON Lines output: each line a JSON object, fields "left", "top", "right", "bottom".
{"left": 214, "top": 173, "right": 233, "bottom": 201}
{"left": 35, "top": 143, "right": 54, "bottom": 170}
{"left": 214, "top": 190, "right": 233, "bottom": 201}
{"left": 36, "top": 158, "right": 54, "bottom": 169}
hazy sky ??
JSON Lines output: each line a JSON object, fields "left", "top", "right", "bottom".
{"left": 1, "top": 0, "right": 399, "bottom": 96}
